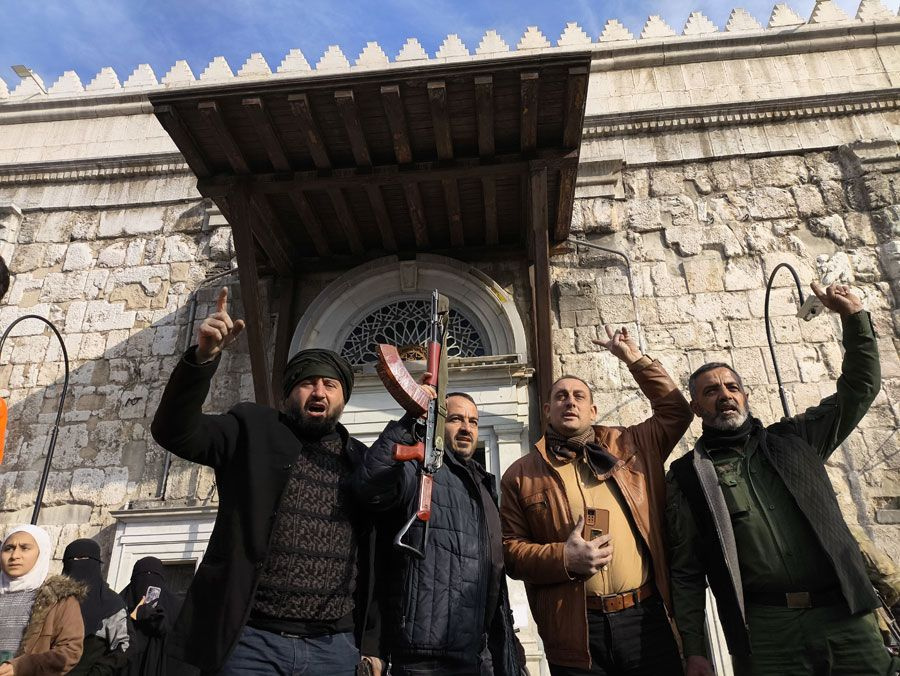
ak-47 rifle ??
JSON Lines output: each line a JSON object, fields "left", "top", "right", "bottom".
{"left": 375, "top": 290, "right": 449, "bottom": 559}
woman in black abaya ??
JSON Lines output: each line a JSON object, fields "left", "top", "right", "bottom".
{"left": 119, "top": 557, "right": 188, "bottom": 676}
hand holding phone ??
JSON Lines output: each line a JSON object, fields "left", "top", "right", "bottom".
{"left": 145, "top": 586, "right": 161, "bottom": 606}
{"left": 583, "top": 507, "right": 610, "bottom": 541}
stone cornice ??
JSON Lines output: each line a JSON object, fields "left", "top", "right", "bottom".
{"left": 589, "top": 19, "right": 900, "bottom": 71}
{"left": 583, "top": 88, "right": 900, "bottom": 138}
{"left": 0, "top": 152, "right": 190, "bottom": 185}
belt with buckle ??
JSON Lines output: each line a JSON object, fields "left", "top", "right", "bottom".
{"left": 586, "top": 582, "right": 654, "bottom": 613}
{"left": 745, "top": 588, "right": 844, "bottom": 609}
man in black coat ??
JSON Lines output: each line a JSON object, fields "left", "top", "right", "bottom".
{"left": 151, "top": 288, "right": 377, "bottom": 675}
{"left": 353, "top": 391, "right": 525, "bottom": 675}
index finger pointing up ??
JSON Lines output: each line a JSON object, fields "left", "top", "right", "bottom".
{"left": 216, "top": 287, "right": 229, "bottom": 314}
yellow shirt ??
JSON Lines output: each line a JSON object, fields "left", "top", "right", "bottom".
{"left": 554, "top": 456, "right": 650, "bottom": 595}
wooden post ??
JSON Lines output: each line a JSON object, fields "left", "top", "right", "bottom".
{"left": 228, "top": 192, "right": 274, "bottom": 407}
{"left": 271, "top": 276, "right": 300, "bottom": 405}
{"left": 530, "top": 166, "right": 553, "bottom": 411}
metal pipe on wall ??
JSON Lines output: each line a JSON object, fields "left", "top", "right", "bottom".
{"left": 0, "top": 315, "right": 70, "bottom": 525}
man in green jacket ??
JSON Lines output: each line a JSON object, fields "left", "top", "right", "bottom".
{"left": 666, "top": 282, "right": 897, "bottom": 676}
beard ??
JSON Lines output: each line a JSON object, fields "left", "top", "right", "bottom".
{"left": 286, "top": 401, "right": 342, "bottom": 438}
{"left": 704, "top": 404, "right": 750, "bottom": 431}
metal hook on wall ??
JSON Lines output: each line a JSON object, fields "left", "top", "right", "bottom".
{"left": 565, "top": 236, "right": 646, "bottom": 354}
{"left": 0, "top": 315, "right": 70, "bottom": 525}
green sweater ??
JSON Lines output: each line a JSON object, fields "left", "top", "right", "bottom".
{"left": 666, "top": 311, "right": 880, "bottom": 658}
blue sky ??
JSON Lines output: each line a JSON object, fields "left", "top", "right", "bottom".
{"left": 0, "top": 0, "right": 895, "bottom": 89}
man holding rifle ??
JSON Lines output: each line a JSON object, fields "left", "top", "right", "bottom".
{"left": 354, "top": 390, "right": 525, "bottom": 675}
{"left": 354, "top": 290, "right": 524, "bottom": 675}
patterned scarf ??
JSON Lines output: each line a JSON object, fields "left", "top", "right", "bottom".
{"left": 545, "top": 426, "right": 618, "bottom": 477}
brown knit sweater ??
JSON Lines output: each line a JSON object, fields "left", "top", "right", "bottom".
{"left": 252, "top": 435, "right": 358, "bottom": 629}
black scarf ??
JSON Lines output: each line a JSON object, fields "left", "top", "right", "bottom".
{"left": 62, "top": 539, "right": 126, "bottom": 636}
{"left": 545, "top": 426, "right": 618, "bottom": 477}
{"left": 282, "top": 348, "right": 354, "bottom": 401}
{"left": 700, "top": 415, "right": 756, "bottom": 451}
{"left": 126, "top": 557, "right": 166, "bottom": 611}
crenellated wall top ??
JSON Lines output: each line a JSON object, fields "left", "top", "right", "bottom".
{"left": 0, "top": 0, "right": 897, "bottom": 104}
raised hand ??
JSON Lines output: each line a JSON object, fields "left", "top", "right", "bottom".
{"left": 196, "top": 287, "right": 246, "bottom": 363}
{"left": 811, "top": 282, "right": 863, "bottom": 317}
{"left": 563, "top": 515, "right": 614, "bottom": 577}
{"left": 592, "top": 325, "right": 643, "bottom": 365}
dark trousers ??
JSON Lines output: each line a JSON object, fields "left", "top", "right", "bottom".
{"left": 549, "top": 597, "right": 683, "bottom": 676}
{"left": 390, "top": 658, "right": 480, "bottom": 675}
{"left": 218, "top": 625, "right": 359, "bottom": 675}
{"left": 734, "top": 604, "right": 897, "bottom": 676}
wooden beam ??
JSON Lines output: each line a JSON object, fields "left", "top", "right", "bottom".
{"left": 427, "top": 80, "right": 463, "bottom": 246}
{"left": 365, "top": 185, "right": 397, "bottom": 252}
{"left": 427, "top": 81, "right": 454, "bottom": 160}
{"left": 288, "top": 93, "right": 331, "bottom": 169}
{"left": 474, "top": 75, "right": 495, "bottom": 159}
{"left": 520, "top": 72, "right": 539, "bottom": 156}
{"left": 380, "top": 85, "right": 413, "bottom": 164}
{"left": 198, "top": 101, "right": 250, "bottom": 174}
{"left": 246, "top": 194, "right": 296, "bottom": 276}
{"left": 155, "top": 105, "right": 211, "bottom": 177}
{"left": 563, "top": 67, "right": 589, "bottom": 149}
{"left": 328, "top": 188, "right": 365, "bottom": 256}
{"left": 198, "top": 152, "right": 578, "bottom": 197}
{"left": 333, "top": 89, "right": 396, "bottom": 252}
{"left": 553, "top": 166, "right": 578, "bottom": 242}
{"left": 530, "top": 166, "right": 553, "bottom": 411}
{"left": 403, "top": 184, "right": 429, "bottom": 248}
{"left": 227, "top": 193, "right": 274, "bottom": 407}
{"left": 481, "top": 177, "right": 498, "bottom": 245}
{"left": 334, "top": 90, "right": 372, "bottom": 167}
{"left": 443, "top": 179, "right": 464, "bottom": 247}
{"left": 288, "top": 191, "right": 332, "bottom": 258}
{"left": 271, "top": 276, "right": 299, "bottom": 404}
{"left": 242, "top": 97, "right": 291, "bottom": 172}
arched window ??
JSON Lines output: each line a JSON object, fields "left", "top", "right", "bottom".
{"left": 340, "top": 299, "right": 488, "bottom": 365}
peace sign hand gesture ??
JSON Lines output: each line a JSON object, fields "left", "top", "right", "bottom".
{"left": 592, "top": 325, "right": 643, "bottom": 365}
{"left": 196, "top": 287, "right": 245, "bottom": 363}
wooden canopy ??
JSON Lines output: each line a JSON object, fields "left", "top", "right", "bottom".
{"left": 149, "top": 50, "right": 591, "bottom": 406}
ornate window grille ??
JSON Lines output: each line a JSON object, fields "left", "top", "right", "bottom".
{"left": 341, "top": 299, "right": 488, "bottom": 365}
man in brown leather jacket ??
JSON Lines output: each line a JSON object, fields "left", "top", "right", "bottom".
{"left": 500, "top": 326, "right": 692, "bottom": 675}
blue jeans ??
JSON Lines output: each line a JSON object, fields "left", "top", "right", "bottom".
{"left": 218, "top": 625, "right": 360, "bottom": 676}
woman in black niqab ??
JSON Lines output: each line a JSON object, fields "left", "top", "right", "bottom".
{"left": 119, "top": 557, "right": 190, "bottom": 676}
{"left": 62, "top": 538, "right": 129, "bottom": 675}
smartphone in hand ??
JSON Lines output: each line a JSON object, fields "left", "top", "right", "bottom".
{"left": 583, "top": 507, "right": 610, "bottom": 541}
{"left": 145, "top": 585, "right": 161, "bottom": 606}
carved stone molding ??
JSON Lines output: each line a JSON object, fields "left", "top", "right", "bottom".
{"left": 0, "top": 153, "right": 190, "bottom": 185}
{"left": 583, "top": 89, "right": 900, "bottom": 138}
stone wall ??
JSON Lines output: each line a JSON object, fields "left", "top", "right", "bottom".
{"left": 555, "top": 148, "right": 900, "bottom": 559}
{"left": 0, "top": 154, "right": 259, "bottom": 566}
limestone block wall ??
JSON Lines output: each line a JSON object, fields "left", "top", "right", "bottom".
{"left": 0, "top": 114, "right": 258, "bottom": 564}
{"left": 557, "top": 148, "right": 900, "bottom": 559}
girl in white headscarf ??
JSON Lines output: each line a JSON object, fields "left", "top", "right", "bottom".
{"left": 0, "top": 525, "right": 85, "bottom": 676}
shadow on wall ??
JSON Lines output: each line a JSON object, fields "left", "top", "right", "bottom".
{"left": 0, "top": 284, "right": 258, "bottom": 569}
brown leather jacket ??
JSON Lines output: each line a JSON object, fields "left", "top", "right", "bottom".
{"left": 500, "top": 359, "right": 691, "bottom": 670}
{"left": 11, "top": 575, "right": 85, "bottom": 676}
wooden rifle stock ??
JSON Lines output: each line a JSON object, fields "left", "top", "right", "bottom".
{"left": 393, "top": 443, "right": 425, "bottom": 463}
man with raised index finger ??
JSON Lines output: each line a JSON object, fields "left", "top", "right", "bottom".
{"left": 150, "top": 287, "right": 379, "bottom": 675}
{"left": 501, "top": 325, "right": 693, "bottom": 675}
{"left": 667, "top": 282, "right": 896, "bottom": 676}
